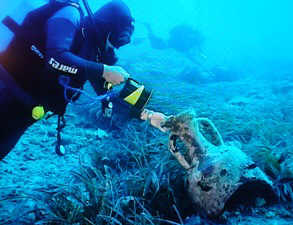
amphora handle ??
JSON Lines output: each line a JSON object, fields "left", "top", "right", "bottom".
{"left": 168, "top": 118, "right": 224, "bottom": 170}
{"left": 194, "top": 118, "right": 224, "bottom": 149}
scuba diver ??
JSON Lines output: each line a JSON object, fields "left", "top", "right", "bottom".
{"left": 144, "top": 23, "right": 204, "bottom": 56}
{"left": 0, "top": 0, "right": 167, "bottom": 160}
{"left": 144, "top": 23, "right": 219, "bottom": 82}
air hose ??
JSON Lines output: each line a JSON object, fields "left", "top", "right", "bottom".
{"left": 56, "top": 75, "right": 119, "bottom": 156}
{"left": 58, "top": 75, "right": 119, "bottom": 106}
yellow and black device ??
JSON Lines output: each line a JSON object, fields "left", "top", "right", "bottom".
{"left": 119, "top": 78, "right": 153, "bottom": 118}
{"left": 104, "top": 78, "right": 153, "bottom": 119}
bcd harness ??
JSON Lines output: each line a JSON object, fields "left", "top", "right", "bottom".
{"left": 1, "top": 0, "right": 154, "bottom": 155}
{"left": 1, "top": 0, "right": 85, "bottom": 155}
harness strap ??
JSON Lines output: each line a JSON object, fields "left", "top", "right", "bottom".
{"left": 2, "top": 16, "right": 21, "bottom": 35}
{"left": 2, "top": 2, "right": 84, "bottom": 45}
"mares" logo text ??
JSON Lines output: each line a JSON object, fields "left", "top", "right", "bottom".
{"left": 31, "top": 45, "right": 44, "bottom": 59}
{"left": 48, "top": 58, "right": 78, "bottom": 75}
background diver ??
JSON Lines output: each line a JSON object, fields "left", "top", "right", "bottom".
{"left": 143, "top": 22, "right": 204, "bottom": 60}
{"left": 0, "top": 0, "right": 167, "bottom": 160}
{"left": 143, "top": 22, "right": 216, "bottom": 78}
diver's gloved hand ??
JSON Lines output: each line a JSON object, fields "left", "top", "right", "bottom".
{"left": 140, "top": 109, "right": 170, "bottom": 133}
{"left": 103, "top": 65, "right": 130, "bottom": 86}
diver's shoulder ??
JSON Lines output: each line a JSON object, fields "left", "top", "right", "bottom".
{"left": 50, "top": 5, "right": 81, "bottom": 27}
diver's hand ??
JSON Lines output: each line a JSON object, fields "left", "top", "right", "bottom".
{"left": 141, "top": 109, "right": 169, "bottom": 133}
{"left": 102, "top": 65, "right": 130, "bottom": 85}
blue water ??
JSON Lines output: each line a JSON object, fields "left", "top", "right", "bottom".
{"left": 1, "top": 0, "right": 292, "bottom": 73}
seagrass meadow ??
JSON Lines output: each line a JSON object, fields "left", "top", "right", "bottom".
{"left": 1, "top": 0, "right": 293, "bottom": 224}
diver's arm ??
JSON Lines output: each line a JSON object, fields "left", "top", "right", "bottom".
{"left": 45, "top": 7, "right": 128, "bottom": 93}
{"left": 45, "top": 16, "right": 104, "bottom": 85}
{"left": 46, "top": 18, "right": 129, "bottom": 89}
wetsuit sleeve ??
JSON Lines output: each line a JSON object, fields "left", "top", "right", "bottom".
{"left": 45, "top": 6, "right": 104, "bottom": 87}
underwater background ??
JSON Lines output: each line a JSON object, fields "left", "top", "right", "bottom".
{"left": 1, "top": 0, "right": 293, "bottom": 224}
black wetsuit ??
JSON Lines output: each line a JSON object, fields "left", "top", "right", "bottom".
{"left": 0, "top": 1, "right": 134, "bottom": 160}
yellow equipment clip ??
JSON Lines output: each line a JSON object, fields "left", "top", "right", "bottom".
{"left": 32, "top": 106, "right": 45, "bottom": 120}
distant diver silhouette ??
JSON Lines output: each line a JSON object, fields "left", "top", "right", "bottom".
{"left": 144, "top": 23, "right": 204, "bottom": 55}
{"left": 144, "top": 23, "right": 214, "bottom": 77}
